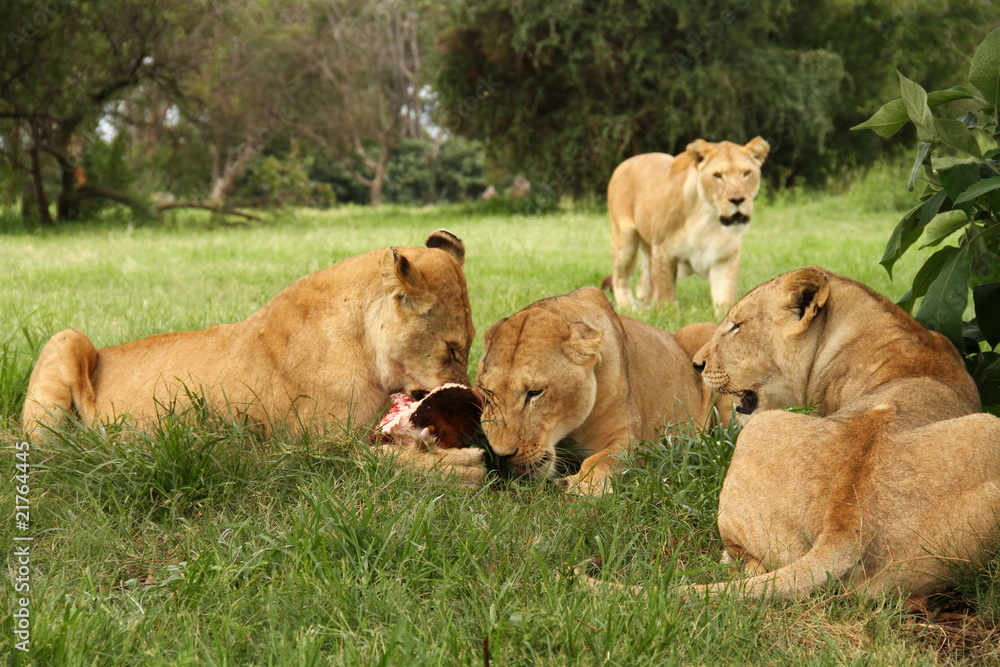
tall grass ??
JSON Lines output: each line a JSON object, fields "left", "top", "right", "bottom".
{"left": 2, "top": 178, "right": 998, "bottom": 665}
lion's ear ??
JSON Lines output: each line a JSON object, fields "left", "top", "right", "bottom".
{"left": 425, "top": 229, "right": 465, "bottom": 267}
{"left": 686, "top": 139, "right": 713, "bottom": 164}
{"left": 381, "top": 247, "right": 428, "bottom": 307}
{"left": 564, "top": 321, "right": 603, "bottom": 365}
{"left": 781, "top": 267, "right": 830, "bottom": 333}
{"left": 745, "top": 136, "right": 770, "bottom": 164}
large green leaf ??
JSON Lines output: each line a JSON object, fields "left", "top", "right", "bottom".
{"left": 931, "top": 118, "right": 983, "bottom": 158}
{"left": 897, "top": 245, "right": 959, "bottom": 312}
{"left": 898, "top": 72, "right": 934, "bottom": 138}
{"left": 933, "top": 156, "right": 980, "bottom": 169}
{"left": 852, "top": 100, "right": 910, "bottom": 137}
{"left": 974, "top": 282, "right": 1000, "bottom": 347}
{"left": 937, "top": 163, "right": 980, "bottom": 212}
{"left": 852, "top": 87, "right": 980, "bottom": 137}
{"left": 917, "top": 189, "right": 948, "bottom": 227}
{"left": 920, "top": 210, "right": 969, "bottom": 249}
{"left": 928, "top": 86, "right": 982, "bottom": 107}
{"left": 916, "top": 244, "right": 972, "bottom": 347}
{"left": 955, "top": 175, "right": 1000, "bottom": 203}
{"left": 880, "top": 203, "right": 922, "bottom": 277}
{"left": 881, "top": 190, "right": 950, "bottom": 276}
{"left": 907, "top": 141, "right": 933, "bottom": 191}
{"left": 969, "top": 28, "right": 1000, "bottom": 106}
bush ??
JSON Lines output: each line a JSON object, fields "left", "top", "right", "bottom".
{"left": 235, "top": 148, "right": 335, "bottom": 208}
{"left": 855, "top": 28, "right": 1000, "bottom": 413}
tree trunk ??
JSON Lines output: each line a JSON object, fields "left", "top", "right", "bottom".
{"left": 207, "top": 142, "right": 261, "bottom": 207}
{"left": 369, "top": 166, "right": 386, "bottom": 206}
{"left": 56, "top": 154, "right": 79, "bottom": 221}
{"left": 28, "top": 134, "right": 53, "bottom": 226}
{"left": 52, "top": 121, "right": 83, "bottom": 222}
{"left": 353, "top": 140, "right": 391, "bottom": 207}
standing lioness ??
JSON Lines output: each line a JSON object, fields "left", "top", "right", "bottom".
{"left": 689, "top": 267, "right": 1000, "bottom": 600}
{"left": 23, "top": 230, "right": 475, "bottom": 437}
{"left": 475, "top": 287, "right": 727, "bottom": 495}
{"left": 608, "top": 137, "right": 769, "bottom": 312}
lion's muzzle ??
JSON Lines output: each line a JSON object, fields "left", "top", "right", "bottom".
{"left": 720, "top": 212, "right": 750, "bottom": 226}
{"left": 735, "top": 390, "right": 759, "bottom": 415}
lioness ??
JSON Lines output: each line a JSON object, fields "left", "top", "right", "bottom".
{"left": 607, "top": 137, "right": 770, "bottom": 312}
{"left": 686, "top": 267, "right": 1000, "bottom": 600}
{"left": 474, "top": 287, "right": 728, "bottom": 496}
{"left": 22, "top": 230, "right": 475, "bottom": 438}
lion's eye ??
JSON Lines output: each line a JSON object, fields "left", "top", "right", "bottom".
{"left": 447, "top": 344, "right": 459, "bottom": 361}
{"left": 729, "top": 322, "right": 740, "bottom": 333}
{"left": 713, "top": 172, "right": 723, "bottom": 179}
{"left": 743, "top": 170, "right": 751, "bottom": 178}
{"left": 525, "top": 388, "right": 544, "bottom": 404}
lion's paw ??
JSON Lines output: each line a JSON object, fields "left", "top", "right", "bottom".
{"left": 377, "top": 443, "right": 486, "bottom": 488}
{"left": 557, "top": 472, "right": 613, "bottom": 497}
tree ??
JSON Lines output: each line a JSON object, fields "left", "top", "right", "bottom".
{"left": 171, "top": 1, "right": 315, "bottom": 208}
{"left": 431, "top": 0, "right": 994, "bottom": 195}
{"left": 297, "top": 0, "right": 425, "bottom": 205}
{"left": 0, "top": 0, "right": 211, "bottom": 223}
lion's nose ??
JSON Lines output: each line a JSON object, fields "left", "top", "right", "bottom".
{"left": 729, "top": 197, "right": 745, "bottom": 205}
{"left": 693, "top": 360, "right": 706, "bottom": 373}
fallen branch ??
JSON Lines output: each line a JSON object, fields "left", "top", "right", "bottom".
{"left": 77, "top": 184, "right": 152, "bottom": 214}
{"left": 155, "top": 201, "right": 262, "bottom": 222}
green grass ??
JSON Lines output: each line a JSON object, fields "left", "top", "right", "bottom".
{"left": 2, "top": 175, "right": 999, "bottom": 665}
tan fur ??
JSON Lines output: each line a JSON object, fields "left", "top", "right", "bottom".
{"left": 608, "top": 137, "right": 770, "bottom": 312}
{"left": 474, "top": 287, "right": 722, "bottom": 496}
{"left": 23, "top": 230, "right": 475, "bottom": 438}
{"left": 687, "top": 267, "right": 1000, "bottom": 600}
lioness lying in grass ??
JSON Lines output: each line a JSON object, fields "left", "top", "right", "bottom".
{"left": 690, "top": 267, "right": 1000, "bottom": 600}
{"left": 23, "top": 230, "right": 475, "bottom": 439}
{"left": 474, "top": 287, "right": 729, "bottom": 495}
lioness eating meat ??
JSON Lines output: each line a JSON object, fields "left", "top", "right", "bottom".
{"left": 474, "top": 287, "right": 728, "bottom": 496}
{"left": 23, "top": 230, "right": 475, "bottom": 438}
{"left": 607, "top": 137, "right": 769, "bottom": 312}
{"left": 684, "top": 267, "right": 1000, "bottom": 600}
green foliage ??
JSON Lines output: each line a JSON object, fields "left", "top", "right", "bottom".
{"left": 306, "top": 136, "right": 489, "bottom": 205}
{"left": 432, "top": 0, "right": 994, "bottom": 193}
{"left": 383, "top": 136, "right": 490, "bottom": 204}
{"left": 235, "top": 148, "right": 335, "bottom": 209}
{"left": 432, "top": 135, "right": 490, "bottom": 202}
{"left": 856, "top": 28, "right": 1000, "bottom": 412}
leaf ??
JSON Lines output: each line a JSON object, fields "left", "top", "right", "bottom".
{"left": 917, "top": 189, "right": 948, "bottom": 227}
{"left": 920, "top": 210, "right": 970, "bottom": 248}
{"left": 974, "top": 282, "right": 1000, "bottom": 347}
{"left": 908, "top": 141, "right": 933, "bottom": 191}
{"left": 880, "top": 203, "right": 922, "bottom": 277}
{"left": 916, "top": 244, "right": 972, "bottom": 347}
{"left": 931, "top": 118, "right": 983, "bottom": 158}
{"left": 937, "top": 163, "right": 981, "bottom": 209}
{"left": 852, "top": 87, "right": 979, "bottom": 136}
{"left": 927, "top": 86, "right": 981, "bottom": 106}
{"left": 933, "top": 156, "right": 980, "bottom": 170}
{"left": 898, "top": 72, "right": 935, "bottom": 136}
{"left": 969, "top": 28, "right": 1000, "bottom": 106}
{"left": 955, "top": 175, "right": 1000, "bottom": 203}
{"left": 852, "top": 99, "right": 909, "bottom": 137}
{"left": 897, "top": 245, "right": 958, "bottom": 312}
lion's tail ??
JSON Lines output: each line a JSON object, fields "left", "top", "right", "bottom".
{"left": 684, "top": 534, "right": 859, "bottom": 601}
{"left": 22, "top": 329, "right": 99, "bottom": 438}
